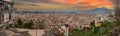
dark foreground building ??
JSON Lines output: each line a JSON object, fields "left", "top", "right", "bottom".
{"left": 0, "top": 0, "right": 14, "bottom": 24}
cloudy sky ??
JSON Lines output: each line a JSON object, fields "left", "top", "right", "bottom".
{"left": 14, "top": 0, "right": 114, "bottom": 10}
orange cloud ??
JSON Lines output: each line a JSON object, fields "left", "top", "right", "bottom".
{"left": 51, "top": 0, "right": 66, "bottom": 4}
{"left": 67, "top": 0, "right": 80, "bottom": 5}
{"left": 51, "top": 0, "right": 113, "bottom": 7}
{"left": 51, "top": 0, "right": 81, "bottom": 5}
{"left": 84, "top": 0, "right": 113, "bottom": 6}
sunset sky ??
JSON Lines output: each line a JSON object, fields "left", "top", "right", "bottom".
{"left": 15, "top": 0, "right": 114, "bottom": 10}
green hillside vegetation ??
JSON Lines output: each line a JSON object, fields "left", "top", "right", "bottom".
{"left": 13, "top": 18, "right": 45, "bottom": 29}
{"left": 69, "top": 20, "right": 120, "bottom": 36}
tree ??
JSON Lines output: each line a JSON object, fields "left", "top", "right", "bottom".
{"left": 16, "top": 18, "right": 24, "bottom": 28}
{"left": 90, "top": 20, "right": 96, "bottom": 28}
{"left": 25, "top": 20, "right": 34, "bottom": 29}
{"left": 38, "top": 19, "right": 45, "bottom": 29}
{"left": 17, "top": 18, "right": 23, "bottom": 25}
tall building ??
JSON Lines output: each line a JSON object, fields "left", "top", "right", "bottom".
{"left": 0, "top": 0, "right": 14, "bottom": 24}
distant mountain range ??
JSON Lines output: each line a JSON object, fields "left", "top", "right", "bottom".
{"left": 92, "top": 7, "right": 108, "bottom": 12}
{"left": 90, "top": 7, "right": 114, "bottom": 13}
{"left": 16, "top": 7, "right": 115, "bottom": 14}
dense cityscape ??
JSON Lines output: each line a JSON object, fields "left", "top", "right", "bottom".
{"left": 0, "top": 0, "right": 120, "bottom": 36}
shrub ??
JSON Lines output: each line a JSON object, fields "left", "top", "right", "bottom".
{"left": 15, "top": 18, "right": 34, "bottom": 29}
{"left": 17, "top": 18, "right": 23, "bottom": 25}
{"left": 38, "top": 20, "right": 45, "bottom": 29}
{"left": 24, "top": 20, "right": 34, "bottom": 29}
